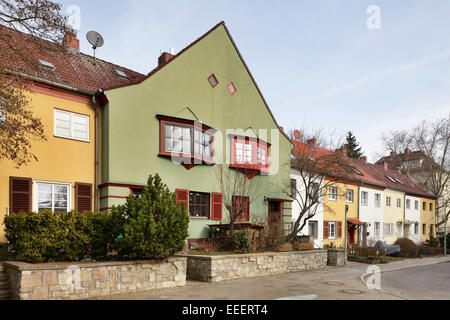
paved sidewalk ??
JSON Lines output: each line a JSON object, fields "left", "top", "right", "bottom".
{"left": 91, "top": 256, "right": 449, "bottom": 300}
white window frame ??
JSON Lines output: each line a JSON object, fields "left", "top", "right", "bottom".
{"left": 329, "top": 222, "right": 336, "bottom": 239}
{"left": 33, "top": 180, "right": 72, "bottom": 213}
{"left": 397, "top": 198, "right": 402, "bottom": 208}
{"left": 329, "top": 187, "right": 337, "bottom": 201}
{"left": 414, "top": 200, "right": 419, "bottom": 211}
{"left": 308, "top": 220, "right": 318, "bottom": 239}
{"left": 0, "top": 98, "right": 6, "bottom": 123}
{"left": 361, "top": 191, "right": 368, "bottom": 206}
{"left": 54, "top": 109, "right": 90, "bottom": 142}
{"left": 374, "top": 222, "right": 380, "bottom": 237}
{"left": 414, "top": 223, "right": 419, "bottom": 235}
{"left": 386, "top": 196, "right": 391, "bottom": 207}
{"left": 374, "top": 193, "right": 381, "bottom": 207}
{"left": 406, "top": 199, "right": 411, "bottom": 209}
{"left": 346, "top": 189, "right": 354, "bottom": 203}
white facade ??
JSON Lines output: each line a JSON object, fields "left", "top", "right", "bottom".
{"left": 404, "top": 195, "right": 421, "bottom": 244}
{"left": 358, "top": 186, "right": 384, "bottom": 246}
{"left": 290, "top": 171, "right": 323, "bottom": 248}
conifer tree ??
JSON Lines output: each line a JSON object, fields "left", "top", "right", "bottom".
{"left": 342, "top": 131, "right": 364, "bottom": 159}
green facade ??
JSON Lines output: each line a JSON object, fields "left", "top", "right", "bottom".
{"left": 100, "top": 23, "right": 293, "bottom": 239}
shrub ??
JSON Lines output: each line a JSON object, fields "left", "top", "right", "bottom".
{"left": 232, "top": 231, "right": 251, "bottom": 253}
{"left": 111, "top": 174, "right": 189, "bottom": 260}
{"left": 394, "top": 238, "right": 419, "bottom": 258}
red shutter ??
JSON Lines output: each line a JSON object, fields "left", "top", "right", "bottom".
{"left": 75, "top": 183, "right": 92, "bottom": 212}
{"left": 323, "top": 221, "right": 329, "bottom": 239}
{"left": 9, "top": 177, "right": 32, "bottom": 214}
{"left": 211, "top": 193, "right": 223, "bottom": 221}
{"left": 337, "top": 221, "right": 342, "bottom": 238}
{"left": 176, "top": 189, "right": 189, "bottom": 212}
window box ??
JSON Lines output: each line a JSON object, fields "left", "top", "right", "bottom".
{"left": 158, "top": 115, "right": 217, "bottom": 169}
{"left": 229, "top": 134, "right": 270, "bottom": 179}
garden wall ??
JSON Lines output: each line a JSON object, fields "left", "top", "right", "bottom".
{"left": 327, "top": 249, "right": 346, "bottom": 267}
{"left": 4, "top": 257, "right": 186, "bottom": 300}
{"left": 183, "top": 250, "right": 328, "bottom": 282}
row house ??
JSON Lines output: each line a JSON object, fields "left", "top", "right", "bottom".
{"left": 291, "top": 139, "right": 437, "bottom": 248}
{"left": 0, "top": 22, "right": 293, "bottom": 246}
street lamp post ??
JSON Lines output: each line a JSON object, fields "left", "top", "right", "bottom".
{"left": 445, "top": 203, "right": 447, "bottom": 256}
{"left": 344, "top": 205, "right": 349, "bottom": 265}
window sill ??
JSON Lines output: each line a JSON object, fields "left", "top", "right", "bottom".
{"left": 158, "top": 153, "right": 215, "bottom": 169}
{"left": 189, "top": 216, "right": 210, "bottom": 220}
{"left": 54, "top": 134, "right": 90, "bottom": 143}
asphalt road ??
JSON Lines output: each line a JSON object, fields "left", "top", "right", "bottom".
{"left": 381, "top": 261, "right": 450, "bottom": 300}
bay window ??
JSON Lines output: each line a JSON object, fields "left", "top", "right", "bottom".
{"left": 230, "top": 135, "right": 270, "bottom": 177}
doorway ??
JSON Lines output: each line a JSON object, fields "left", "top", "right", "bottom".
{"left": 268, "top": 201, "right": 282, "bottom": 238}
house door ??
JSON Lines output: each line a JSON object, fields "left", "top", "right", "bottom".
{"left": 268, "top": 201, "right": 282, "bottom": 238}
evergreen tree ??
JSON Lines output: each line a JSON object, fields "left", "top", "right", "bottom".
{"left": 111, "top": 174, "right": 189, "bottom": 260}
{"left": 342, "top": 131, "right": 364, "bottom": 159}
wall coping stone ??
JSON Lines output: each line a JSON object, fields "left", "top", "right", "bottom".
{"left": 177, "top": 249, "right": 327, "bottom": 261}
{"left": 327, "top": 249, "right": 345, "bottom": 252}
{"left": 4, "top": 256, "right": 187, "bottom": 271}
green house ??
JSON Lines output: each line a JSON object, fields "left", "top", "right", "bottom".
{"left": 98, "top": 22, "right": 293, "bottom": 246}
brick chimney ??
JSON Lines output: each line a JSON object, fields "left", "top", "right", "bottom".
{"left": 63, "top": 31, "right": 79, "bottom": 52}
{"left": 360, "top": 156, "right": 368, "bottom": 162}
{"left": 378, "top": 161, "right": 388, "bottom": 170}
{"left": 158, "top": 52, "right": 175, "bottom": 67}
{"left": 335, "top": 147, "right": 348, "bottom": 157}
{"left": 307, "top": 138, "right": 317, "bottom": 146}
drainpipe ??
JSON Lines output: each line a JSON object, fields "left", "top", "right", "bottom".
{"left": 91, "top": 91, "right": 102, "bottom": 213}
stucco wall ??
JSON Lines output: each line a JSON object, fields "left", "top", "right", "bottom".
{"left": 383, "top": 189, "right": 405, "bottom": 244}
{"left": 5, "top": 257, "right": 186, "bottom": 300}
{"left": 404, "top": 195, "right": 421, "bottom": 244}
{"left": 421, "top": 198, "right": 436, "bottom": 242}
{"left": 358, "top": 186, "right": 384, "bottom": 245}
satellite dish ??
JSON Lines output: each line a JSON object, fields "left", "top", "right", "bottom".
{"left": 86, "top": 31, "right": 104, "bottom": 59}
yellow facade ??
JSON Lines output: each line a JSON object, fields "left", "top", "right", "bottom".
{"left": 421, "top": 198, "right": 437, "bottom": 242}
{"left": 323, "top": 179, "right": 359, "bottom": 248}
{"left": 382, "top": 189, "right": 405, "bottom": 244}
{"left": 0, "top": 86, "right": 98, "bottom": 242}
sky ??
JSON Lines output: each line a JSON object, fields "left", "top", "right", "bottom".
{"left": 60, "top": 0, "right": 450, "bottom": 162}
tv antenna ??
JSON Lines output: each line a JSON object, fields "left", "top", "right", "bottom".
{"left": 86, "top": 31, "right": 104, "bottom": 59}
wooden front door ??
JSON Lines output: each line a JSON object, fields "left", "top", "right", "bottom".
{"left": 268, "top": 201, "right": 282, "bottom": 237}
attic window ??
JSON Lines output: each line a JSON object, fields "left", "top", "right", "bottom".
{"left": 115, "top": 69, "right": 128, "bottom": 79}
{"left": 394, "top": 178, "right": 404, "bottom": 185}
{"left": 386, "top": 176, "right": 397, "bottom": 183}
{"left": 39, "top": 59, "right": 55, "bottom": 69}
{"left": 307, "top": 155, "right": 318, "bottom": 164}
{"left": 0, "top": 99, "right": 6, "bottom": 123}
{"left": 208, "top": 74, "right": 218, "bottom": 88}
{"left": 227, "top": 82, "right": 237, "bottom": 95}
{"left": 351, "top": 167, "right": 363, "bottom": 176}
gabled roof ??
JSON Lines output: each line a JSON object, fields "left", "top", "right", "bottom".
{"left": 376, "top": 150, "right": 436, "bottom": 173}
{"left": 0, "top": 25, "right": 146, "bottom": 93}
{"left": 292, "top": 139, "right": 436, "bottom": 199}
{"left": 101, "top": 21, "right": 293, "bottom": 144}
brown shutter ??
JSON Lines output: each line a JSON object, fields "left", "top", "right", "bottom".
{"left": 10, "top": 177, "right": 32, "bottom": 214}
{"left": 176, "top": 189, "right": 189, "bottom": 212}
{"left": 337, "top": 221, "right": 342, "bottom": 238}
{"left": 75, "top": 183, "right": 92, "bottom": 212}
{"left": 211, "top": 193, "right": 223, "bottom": 221}
{"left": 323, "top": 221, "right": 329, "bottom": 239}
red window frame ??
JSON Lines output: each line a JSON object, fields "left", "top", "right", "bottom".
{"left": 227, "top": 82, "right": 237, "bottom": 95}
{"left": 208, "top": 74, "right": 219, "bottom": 88}
{"left": 157, "top": 115, "right": 216, "bottom": 165}
{"left": 232, "top": 195, "right": 249, "bottom": 222}
{"left": 229, "top": 135, "right": 270, "bottom": 173}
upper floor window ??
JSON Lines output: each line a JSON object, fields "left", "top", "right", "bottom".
{"left": 374, "top": 193, "right": 381, "bottom": 207}
{"left": 415, "top": 200, "right": 419, "bottom": 210}
{"left": 158, "top": 115, "right": 215, "bottom": 165}
{"left": 230, "top": 135, "right": 270, "bottom": 176}
{"left": 346, "top": 189, "right": 354, "bottom": 203}
{"left": 361, "top": 191, "right": 368, "bottom": 206}
{"left": 397, "top": 198, "right": 402, "bottom": 208}
{"left": 54, "top": 109, "right": 89, "bottom": 142}
{"left": 406, "top": 199, "right": 411, "bottom": 209}
{"left": 430, "top": 203, "right": 433, "bottom": 211}
{"left": 329, "top": 187, "right": 338, "bottom": 201}
{"left": 386, "top": 196, "right": 391, "bottom": 206}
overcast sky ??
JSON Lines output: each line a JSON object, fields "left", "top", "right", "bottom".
{"left": 60, "top": 0, "right": 450, "bottom": 162}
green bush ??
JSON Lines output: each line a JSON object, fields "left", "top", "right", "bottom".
{"left": 4, "top": 210, "right": 109, "bottom": 263}
{"left": 231, "top": 231, "right": 251, "bottom": 253}
{"left": 394, "top": 238, "right": 419, "bottom": 258}
{"left": 111, "top": 174, "right": 189, "bottom": 260}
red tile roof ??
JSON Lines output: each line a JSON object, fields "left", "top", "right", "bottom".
{"left": 292, "top": 139, "right": 436, "bottom": 199}
{"left": 0, "top": 25, "right": 146, "bottom": 93}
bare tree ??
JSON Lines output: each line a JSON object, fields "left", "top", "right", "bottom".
{"left": 286, "top": 131, "right": 353, "bottom": 243}
{"left": 0, "top": 0, "right": 71, "bottom": 167}
{"left": 380, "top": 115, "right": 450, "bottom": 231}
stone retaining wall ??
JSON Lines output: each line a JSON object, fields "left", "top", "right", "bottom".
{"left": 4, "top": 257, "right": 186, "bottom": 300}
{"left": 182, "top": 250, "right": 328, "bottom": 282}
{"left": 327, "top": 249, "right": 346, "bottom": 267}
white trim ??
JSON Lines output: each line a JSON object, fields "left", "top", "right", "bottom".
{"left": 33, "top": 180, "right": 72, "bottom": 213}
{"left": 329, "top": 221, "right": 336, "bottom": 239}
{"left": 54, "top": 108, "right": 90, "bottom": 143}
{"left": 329, "top": 187, "right": 337, "bottom": 201}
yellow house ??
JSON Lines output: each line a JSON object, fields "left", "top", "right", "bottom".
{"left": 323, "top": 179, "right": 359, "bottom": 248}
{"left": 421, "top": 197, "right": 437, "bottom": 242}
{"left": 382, "top": 189, "right": 405, "bottom": 244}
{"left": 0, "top": 27, "right": 145, "bottom": 243}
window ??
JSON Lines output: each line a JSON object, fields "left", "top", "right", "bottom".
{"left": 406, "top": 199, "right": 411, "bottom": 209}
{"left": 423, "top": 224, "right": 426, "bottom": 235}
{"left": 131, "top": 188, "right": 144, "bottom": 199}
{"left": 39, "top": 59, "right": 55, "bottom": 69}
{"left": 230, "top": 135, "right": 270, "bottom": 173}
{"left": 351, "top": 167, "right": 363, "bottom": 176}
{"left": 397, "top": 198, "right": 402, "bottom": 208}
{"left": 308, "top": 221, "right": 318, "bottom": 239}
{"left": 159, "top": 115, "right": 215, "bottom": 163}
{"left": 329, "top": 222, "right": 336, "bottom": 239}
{"left": 386, "top": 175, "right": 396, "bottom": 183}
{"left": 374, "top": 193, "right": 381, "bottom": 207}
{"left": 386, "top": 196, "right": 391, "bottom": 207}
{"left": 430, "top": 203, "right": 433, "bottom": 211}
{"left": 383, "top": 223, "right": 394, "bottom": 236}
{"left": 414, "top": 223, "right": 419, "bottom": 235}
{"left": 115, "top": 68, "right": 128, "bottom": 79}
{"left": 415, "top": 200, "right": 419, "bottom": 210}
{"left": 290, "top": 179, "right": 297, "bottom": 198}
{"left": 227, "top": 82, "right": 237, "bottom": 95}
{"left": 423, "top": 202, "right": 426, "bottom": 210}
{"left": 346, "top": 189, "right": 354, "bottom": 203}
{"left": 374, "top": 222, "right": 380, "bottom": 237}
{"left": 232, "top": 196, "right": 249, "bottom": 221}
{"left": 361, "top": 191, "right": 368, "bottom": 206}
{"left": 0, "top": 98, "right": 6, "bottom": 123}
{"left": 309, "top": 182, "right": 319, "bottom": 201}
{"left": 189, "top": 192, "right": 210, "bottom": 218}
{"left": 208, "top": 74, "right": 218, "bottom": 88}
{"left": 34, "top": 181, "right": 71, "bottom": 213}
{"left": 54, "top": 109, "right": 89, "bottom": 142}
{"left": 257, "top": 146, "right": 267, "bottom": 166}
{"left": 329, "top": 187, "right": 337, "bottom": 201}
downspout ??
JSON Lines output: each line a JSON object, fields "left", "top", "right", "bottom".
{"left": 91, "top": 90, "right": 102, "bottom": 212}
